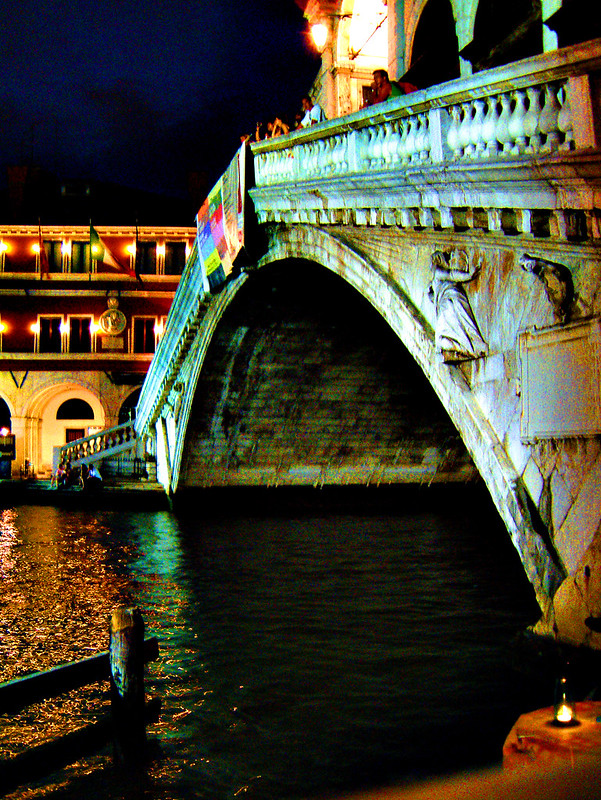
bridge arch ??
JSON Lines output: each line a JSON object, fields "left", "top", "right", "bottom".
{"left": 166, "top": 225, "right": 561, "bottom": 613}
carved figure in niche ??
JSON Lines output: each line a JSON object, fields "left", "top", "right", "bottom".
{"left": 428, "top": 249, "right": 488, "bottom": 363}
{"left": 519, "top": 253, "right": 574, "bottom": 325}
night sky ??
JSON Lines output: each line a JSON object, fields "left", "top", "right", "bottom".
{"left": 1, "top": 0, "right": 319, "bottom": 203}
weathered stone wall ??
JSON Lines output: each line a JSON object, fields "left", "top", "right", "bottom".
{"left": 179, "top": 262, "right": 476, "bottom": 488}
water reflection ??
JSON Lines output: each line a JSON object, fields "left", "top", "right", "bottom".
{"left": 0, "top": 496, "right": 545, "bottom": 799}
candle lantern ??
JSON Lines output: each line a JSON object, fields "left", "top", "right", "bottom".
{"left": 553, "top": 675, "right": 579, "bottom": 727}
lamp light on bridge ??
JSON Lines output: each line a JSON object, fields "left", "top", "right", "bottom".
{"left": 30, "top": 322, "right": 40, "bottom": 334}
{"left": 0, "top": 427, "right": 9, "bottom": 437}
{"left": 311, "top": 22, "right": 329, "bottom": 51}
{"left": 156, "top": 243, "right": 165, "bottom": 257}
{"left": 59, "top": 321, "right": 69, "bottom": 335}
{"left": 154, "top": 319, "right": 164, "bottom": 337}
{"left": 0, "top": 322, "right": 6, "bottom": 334}
{"left": 0, "top": 242, "right": 8, "bottom": 253}
{"left": 126, "top": 243, "right": 136, "bottom": 256}
{"left": 553, "top": 675, "right": 579, "bottom": 727}
{"left": 62, "top": 240, "right": 71, "bottom": 256}
{"left": 32, "top": 243, "right": 41, "bottom": 254}
{"left": 90, "top": 320, "right": 102, "bottom": 334}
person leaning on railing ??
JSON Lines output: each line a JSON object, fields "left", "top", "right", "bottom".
{"left": 367, "top": 69, "right": 418, "bottom": 106}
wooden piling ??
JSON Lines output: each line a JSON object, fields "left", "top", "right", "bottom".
{"left": 109, "top": 606, "right": 146, "bottom": 763}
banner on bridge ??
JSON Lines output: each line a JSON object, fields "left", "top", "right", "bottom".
{"left": 196, "top": 143, "right": 247, "bottom": 294}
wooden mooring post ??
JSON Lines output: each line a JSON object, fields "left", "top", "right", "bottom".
{"left": 109, "top": 606, "right": 147, "bottom": 763}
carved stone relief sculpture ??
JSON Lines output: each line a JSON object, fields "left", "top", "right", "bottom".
{"left": 428, "top": 249, "right": 488, "bottom": 363}
{"left": 519, "top": 253, "right": 574, "bottom": 325}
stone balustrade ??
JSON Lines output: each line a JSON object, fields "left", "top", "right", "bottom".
{"left": 58, "top": 421, "right": 137, "bottom": 465}
{"left": 135, "top": 242, "right": 208, "bottom": 433}
{"left": 252, "top": 39, "right": 600, "bottom": 188}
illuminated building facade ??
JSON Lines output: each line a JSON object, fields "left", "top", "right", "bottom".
{"left": 0, "top": 223, "right": 195, "bottom": 477}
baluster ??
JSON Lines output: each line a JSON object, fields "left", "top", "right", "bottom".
{"left": 481, "top": 96, "right": 499, "bottom": 157}
{"left": 496, "top": 93, "right": 513, "bottom": 155}
{"left": 458, "top": 102, "right": 473, "bottom": 157}
{"left": 469, "top": 99, "right": 486, "bottom": 157}
{"left": 539, "top": 84, "right": 561, "bottom": 152}
{"left": 508, "top": 90, "right": 528, "bottom": 154}
{"left": 397, "top": 118, "right": 409, "bottom": 164}
{"left": 337, "top": 133, "right": 349, "bottom": 173}
{"left": 557, "top": 83, "right": 574, "bottom": 150}
{"left": 524, "top": 86, "right": 542, "bottom": 153}
{"left": 446, "top": 105, "right": 462, "bottom": 159}
{"left": 357, "top": 128, "right": 370, "bottom": 170}
{"left": 404, "top": 117, "right": 417, "bottom": 163}
{"left": 419, "top": 113, "right": 431, "bottom": 161}
{"left": 389, "top": 121, "right": 401, "bottom": 164}
{"left": 382, "top": 122, "right": 394, "bottom": 165}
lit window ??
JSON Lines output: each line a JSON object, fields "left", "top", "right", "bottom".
{"left": 71, "top": 241, "right": 91, "bottom": 273}
{"left": 37, "top": 316, "right": 63, "bottom": 353}
{"left": 132, "top": 316, "right": 157, "bottom": 353}
{"left": 164, "top": 242, "right": 186, "bottom": 275}
{"left": 68, "top": 316, "right": 93, "bottom": 353}
{"left": 136, "top": 242, "right": 157, "bottom": 275}
{"left": 43, "top": 241, "right": 63, "bottom": 273}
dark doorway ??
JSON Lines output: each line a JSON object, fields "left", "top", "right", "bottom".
{"left": 463, "top": 0, "right": 542, "bottom": 72}
{"left": 403, "top": 0, "right": 460, "bottom": 89}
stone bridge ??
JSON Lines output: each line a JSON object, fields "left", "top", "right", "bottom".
{"left": 135, "top": 41, "right": 601, "bottom": 647}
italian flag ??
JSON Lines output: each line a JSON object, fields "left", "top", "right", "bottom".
{"left": 90, "top": 225, "right": 135, "bottom": 277}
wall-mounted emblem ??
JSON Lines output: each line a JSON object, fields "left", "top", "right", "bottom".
{"left": 99, "top": 297, "right": 127, "bottom": 335}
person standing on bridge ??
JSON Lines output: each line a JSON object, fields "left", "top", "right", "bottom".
{"left": 299, "top": 95, "right": 326, "bottom": 127}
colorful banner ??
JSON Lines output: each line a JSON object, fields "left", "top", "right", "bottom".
{"left": 196, "top": 142, "right": 246, "bottom": 293}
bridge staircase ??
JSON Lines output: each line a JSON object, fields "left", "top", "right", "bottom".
{"left": 56, "top": 422, "right": 157, "bottom": 485}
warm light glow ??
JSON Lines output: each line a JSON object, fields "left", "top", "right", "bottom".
{"left": 60, "top": 321, "right": 69, "bottom": 335}
{"left": 156, "top": 243, "right": 165, "bottom": 257}
{"left": 32, "top": 243, "right": 41, "bottom": 254}
{"left": 154, "top": 320, "right": 164, "bottom": 337}
{"left": 126, "top": 243, "right": 137, "bottom": 256}
{"left": 349, "top": 0, "right": 387, "bottom": 61}
{"left": 62, "top": 240, "right": 71, "bottom": 256}
{"left": 90, "top": 321, "right": 102, "bottom": 334}
{"left": 555, "top": 703, "right": 573, "bottom": 723}
{"left": 0, "top": 322, "right": 6, "bottom": 334}
{"left": 30, "top": 322, "right": 40, "bottom": 334}
{"left": 91, "top": 244, "right": 101, "bottom": 255}
{"left": 0, "top": 427, "right": 9, "bottom": 436}
{"left": 311, "top": 22, "right": 328, "bottom": 50}
{"left": 0, "top": 242, "right": 8, "bottom": 253}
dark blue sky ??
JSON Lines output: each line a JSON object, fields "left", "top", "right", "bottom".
{"left": 1, "top": 0, "right": 319, "bottom": 199}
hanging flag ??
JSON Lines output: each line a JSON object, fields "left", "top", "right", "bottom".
{"left": 38, "top": 221, "right": 50, "bottom": 279}
{"left": 134, "top": 221, "right": 142, "bottom": 282}
{"left": 90, "top": 224, "right": 135, "bottom": 277}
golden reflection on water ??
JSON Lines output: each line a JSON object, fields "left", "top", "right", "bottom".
{"left": 0, "top": 507, "right": 137, "bottom": 764}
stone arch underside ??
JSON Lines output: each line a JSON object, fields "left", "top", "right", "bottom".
{"left": 169, "top": 225, "right": 562, "bottom": 613}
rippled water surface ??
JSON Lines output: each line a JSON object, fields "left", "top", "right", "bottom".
{"left": 0, "top": 490, "right": 547, "bottom": 799}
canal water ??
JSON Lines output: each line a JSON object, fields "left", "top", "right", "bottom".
{"left": 0, "top": 487, "right": 552, "bottom": 800}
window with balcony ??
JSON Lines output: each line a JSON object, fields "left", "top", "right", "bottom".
{"left": 164, "top": 242, "right": 186, "bottom": 275}
{"left": 71, "top": 241, "right": 91, "bottom": 273}
{"left": 43, "top": 241, "right": 63, "bottom": 273}
{"left": 136, "top": 242, "right": 157, "bottom": 275}
{"left": 38, "top": 316, "right": 62, "bottom": 353}
{"left": 68, "top": 316, "right": 93, "bottom": 353}
{"left": 132, "top": 316, "right": 157, "bottom": 353}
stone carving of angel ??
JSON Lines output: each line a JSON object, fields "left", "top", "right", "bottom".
{"left": 428, "top": 249, "right": 488, "bottom": 363}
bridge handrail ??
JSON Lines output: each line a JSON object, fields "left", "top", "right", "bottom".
{"left": 250, "top": 38, "right": 601, "bottom": 187}
{"left": 58, "top": 420, "right": 137, "bottom": 465}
